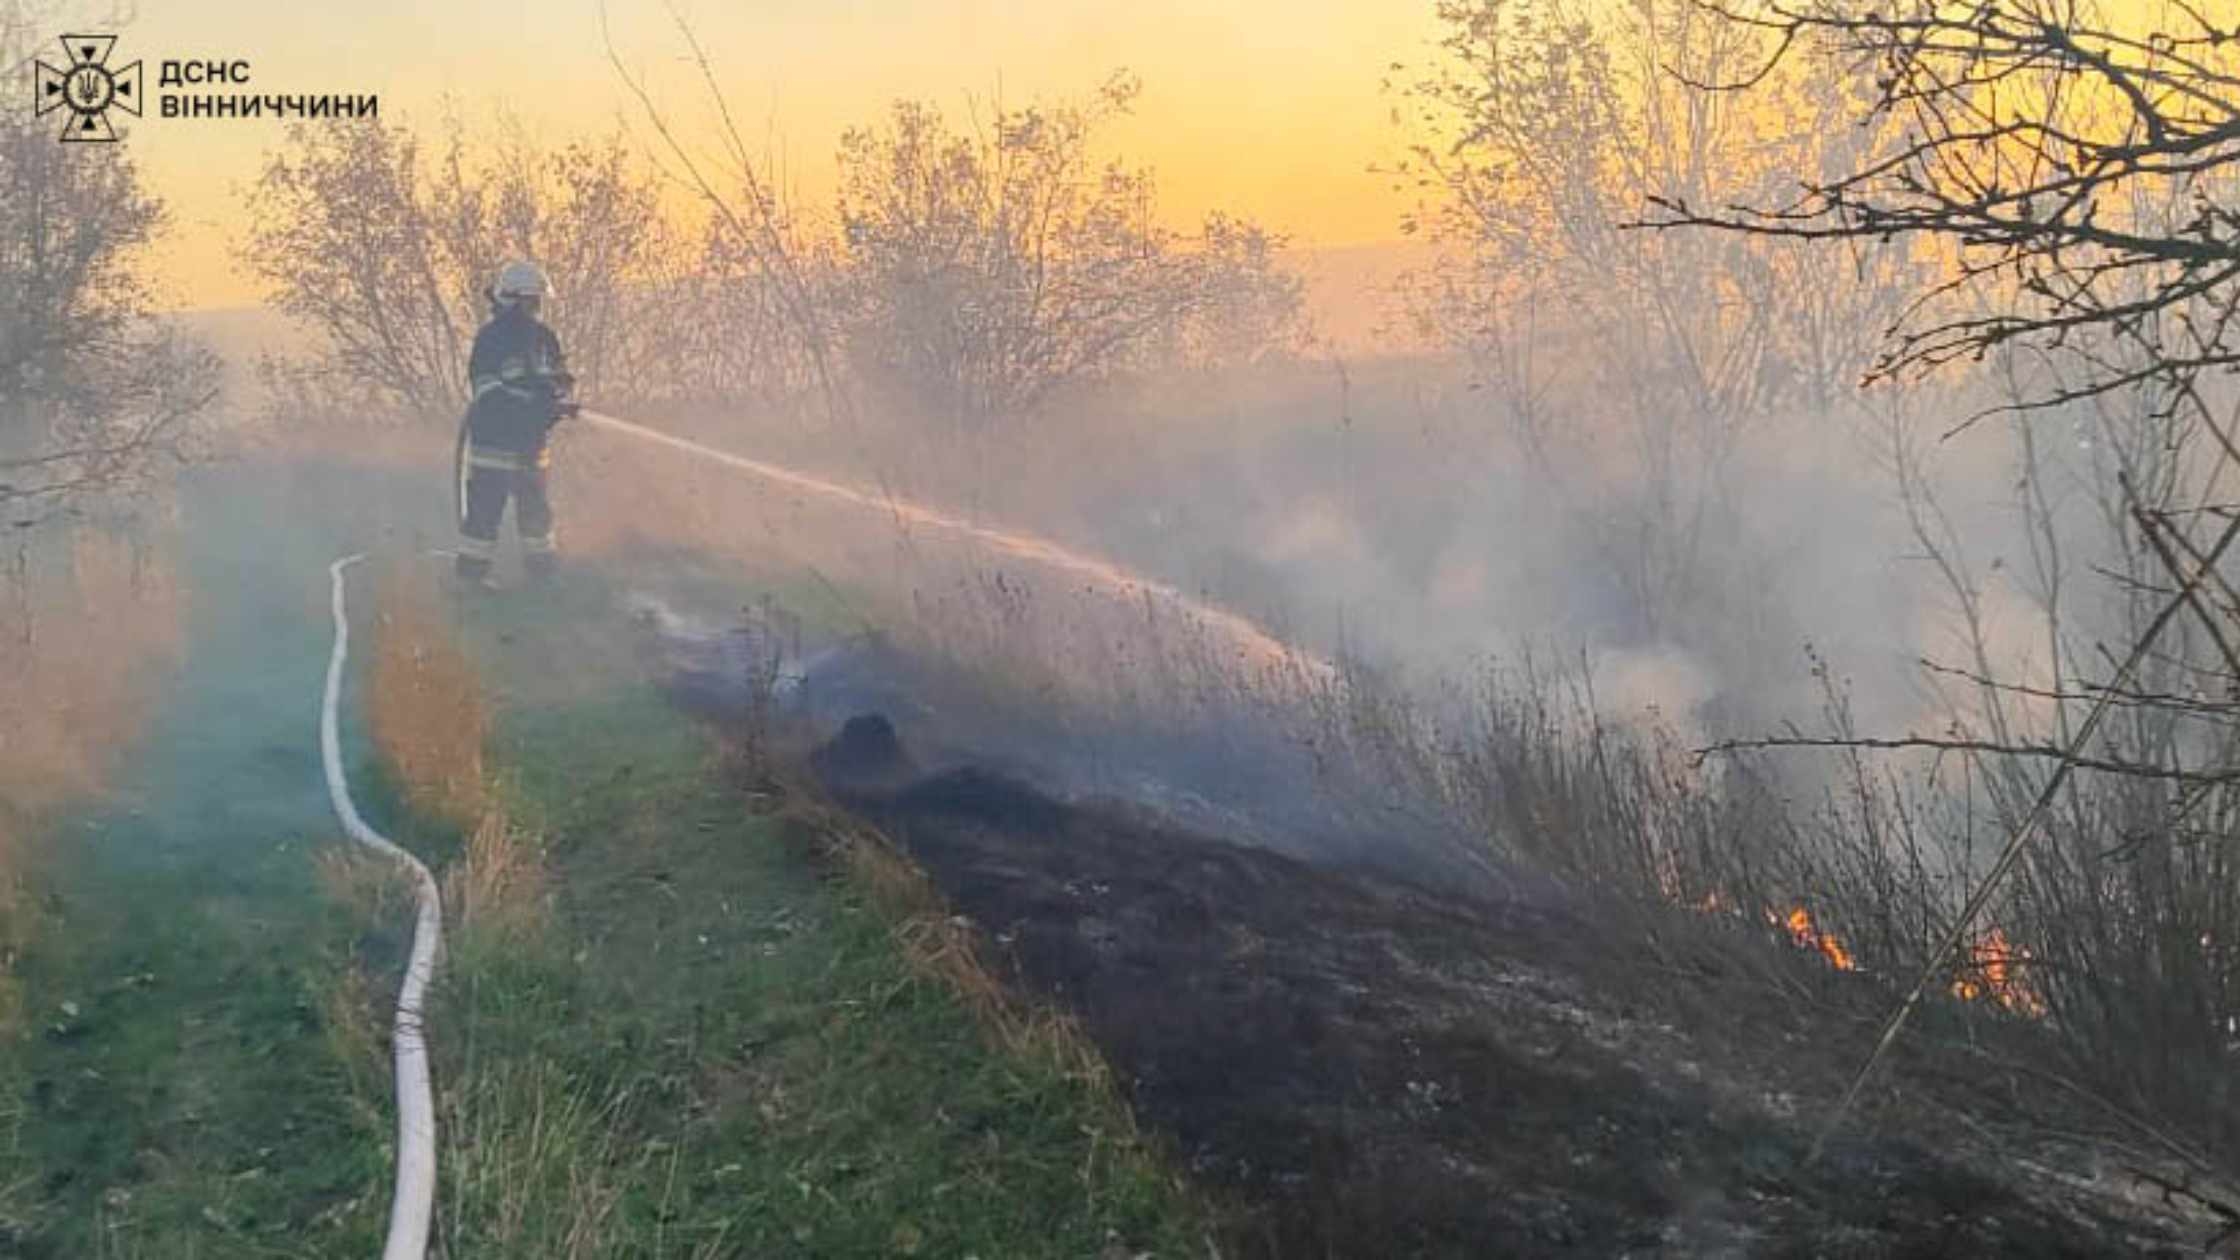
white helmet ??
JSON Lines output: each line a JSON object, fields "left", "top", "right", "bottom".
{"left": 491, "top": 260, "right": 553, "bottom": 306}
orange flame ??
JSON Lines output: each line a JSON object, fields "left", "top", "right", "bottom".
{"left": 1687, "top": 894, "right": 2044, "bottom": 1019}
{"left": 1779, "top": 906, "right": 1857, "bottom": 972}
{"left": 1950, "top": 927, "right": 2046, "bottom": 1018}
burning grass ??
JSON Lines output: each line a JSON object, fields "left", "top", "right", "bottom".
{"left": 1778, "top": 905, "right": 1858, "bottom": 973}
{"left": 1276, "top": 649, "right": 2240, "bottom": 1200}
{"left": 758, "top": 559, "right": 2229, "bottom": 1202}
{"left": 1951, "top": 927, "right": 2047, "bottom": 1018}
{"left": 804, "top": 737, "right": 2208, "bottom": 1254}
{"left": 1756, "top": 904, "right": 2050, "bottom": 1017}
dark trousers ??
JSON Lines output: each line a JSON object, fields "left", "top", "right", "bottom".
{"left": 456, "top": 444, "right": 555, "bottom": 580}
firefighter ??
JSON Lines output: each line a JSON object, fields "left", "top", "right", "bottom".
{"left": 455, "top": 260, "right": 577, "bottom": 588}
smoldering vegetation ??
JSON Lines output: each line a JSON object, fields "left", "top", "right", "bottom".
{"left": 798, "top": 707, "right": 2204, "bottom": 1256}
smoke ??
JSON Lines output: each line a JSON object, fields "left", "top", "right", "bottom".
{"left": 163, "top": 264, "right": 2167, "bottom": 890}
{"left": 632, "top": 327, "right": 2151, "bottom": 801}
{"left": 1587, "top": 646, "right": 1719, "bottom": 745}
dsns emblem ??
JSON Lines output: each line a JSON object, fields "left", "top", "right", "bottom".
{"left": 35, "top": 36, "right": 143, "bottom": 143}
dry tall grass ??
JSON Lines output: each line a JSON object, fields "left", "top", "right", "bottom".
{"left": 0, "top": 523, "right": 185, "bottom": 809}
{"left": 0, "top": 818, "right": 26, "bottom": 1038}
{"left": 438, "top": 1058, "right": 641, "bottom": 1260}
{"left": 0, "top": 521, "right": 186, "bottom": 1037}
{"left": 366, "top": 562, "right": 490, "bottom": 830}
{"left": 445, "top": 804, "right": 549, "bottom": 955}
{"left": 1276, "top": 645, "right": 2240, "bottom": 1196}
{"left": 362, "top": 563, "right": 551, "bottom": 955}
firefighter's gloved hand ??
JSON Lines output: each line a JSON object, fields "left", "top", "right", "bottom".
{"left": 542, "top": 371, "right": 579, "bottom": 424}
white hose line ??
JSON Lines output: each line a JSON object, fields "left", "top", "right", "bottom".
{"left": 320, "top": 554, "right": 444, "bottom": 1260}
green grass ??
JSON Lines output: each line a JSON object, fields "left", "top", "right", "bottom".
{"left": 0, "top": 826, "right": 392, "bottom": 1258}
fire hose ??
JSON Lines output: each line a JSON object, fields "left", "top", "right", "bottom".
{"left": 321, "top": 554, "right": 443, "bottom": 1260}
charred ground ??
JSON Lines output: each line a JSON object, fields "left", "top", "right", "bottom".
{"left": 716, "top": 668, "right": 2207, "bottom": 1259}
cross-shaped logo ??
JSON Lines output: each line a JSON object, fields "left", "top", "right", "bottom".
{"left": 34, "top": 35, "right": 142, "bottom": 143}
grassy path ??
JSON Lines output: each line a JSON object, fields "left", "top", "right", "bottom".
{"left": 2, "top": 457, "right": 1214, "bottom": 1258}
{"left": 0, "top": 462, "right": 414, "bottom": 1256}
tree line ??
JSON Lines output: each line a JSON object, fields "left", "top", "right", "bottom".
{"left": 242, "top": 75, "right": 1307, "bottom": 437}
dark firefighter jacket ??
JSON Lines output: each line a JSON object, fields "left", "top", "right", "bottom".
{"left": 465, "top": 309, "right": 571, "bottom": 454}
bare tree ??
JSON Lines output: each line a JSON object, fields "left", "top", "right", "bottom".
{"left": 1654, "top": 0, "right": 2240, "bottom": 1170}
{"left": 647, "top": 213, "right": 834, "bottom": 413}
{"left": 602, "top": 3, "right": 854, "bottom": 431}
{"left": 1395, "top": 0, "right": 1918, "bottom": 645}
{"left": 427, "top": 119, "right": 677, "bottom": 403}
{"left": 1648, "top": 0, "right": 2240, "bottom": 418}
{"left": 832, "top": 76, "right": 1304, "bottom": 432}
{"left": 599, "top": 4, "right": 1304, "bottom": 446}
{"left": 0, "top": 3, "right": 218, "bottom": 526}
{"left": 246, "top": 13, "right": 842, "bottom": 426}
{"left": 246, "top": 114, "right": 700, "bottom": 420}
{"left": 1154, "top": 210, "right": 1307, "bottom": 373}
{"left": 245, "top": 118, "right": 471, "bottom": 419}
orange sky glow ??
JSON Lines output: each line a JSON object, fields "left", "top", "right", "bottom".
{"left": 62, "top": 0, "right": 1448, "bottom": 310}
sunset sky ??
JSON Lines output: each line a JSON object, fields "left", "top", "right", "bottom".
{"left": 63, "top": 0, "right": 1448, "bottom": 310}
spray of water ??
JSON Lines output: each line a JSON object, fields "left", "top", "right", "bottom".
{"left": 580, "top": 410, "right": 1331, "bottom": 680}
